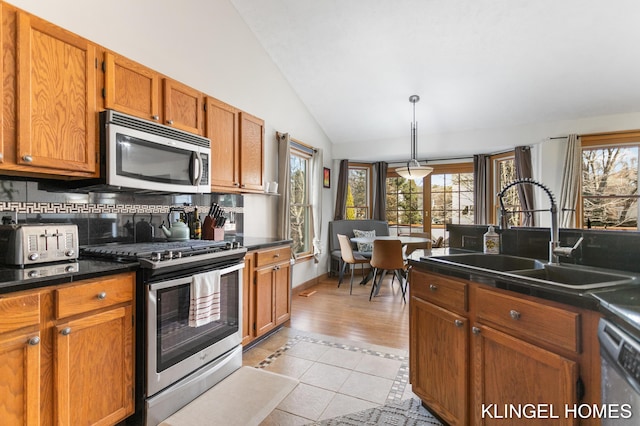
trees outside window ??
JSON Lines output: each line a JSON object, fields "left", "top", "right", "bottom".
{"left": 581, "top": 133, "right": 639, "bottom": 230}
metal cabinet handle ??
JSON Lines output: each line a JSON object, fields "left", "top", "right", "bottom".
{"left": 22, "top": 155, "right": 33, "bottom": 162}
{"left": 167, "top": 119, "right": 174, "bottom": 125}
{"left": 234, "top": 182, "right": 240, "bottom": 187}
{"left": 429, "top": 284, "right": 437, "bottom": 291}
{"left": 274, "top": 265, "right": 280, "bottom": 271}
{"left": 152, "top": 115, "right": 159, "bottom": 121}
{"left": 472, "top": 326, "right": 481, "bottom": 335}
{"left": 241, "top": 184, "right": 246, "bottom": 188}
{"left": 28, "top": 336, "right": 40, "bottom": 346}
{"left": 97, "top": 292, "right": 107, "bottom": 300}
{"left": 274, "top": 253, "right": 280, "bottom": 258}
{"left": 509, "top": 310, "right": 521, "bottom": 320}
{"left": 454, "top": 320, "right": 464, "bottom": 328}
{"left": 60, "top": 327, "right": 71, "bottom": 336}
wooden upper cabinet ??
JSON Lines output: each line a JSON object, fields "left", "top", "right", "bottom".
{"left": 16, "top": 11, "right": 97, "bottom": 175}
{"left": 164, "top": 79, "right": 204, "bottom": 135}
{"left": 206, "top": 96, "right": 240, "bottom": 190}
{"left": 103, "top": 51, "right": 161, "bottom": 122}
{"left": 239, "top": 112, "right": 265, "bottom": 191}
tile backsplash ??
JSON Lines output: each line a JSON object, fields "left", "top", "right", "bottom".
{"left": 0, "top": 179, "right": 243, "bottom": 245}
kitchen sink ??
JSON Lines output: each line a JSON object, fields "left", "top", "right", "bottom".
{"left": 428, "top": 253, "right": 545, "bottom": 272}
{"left": 508, "top": 264, "right": 636, "bottom": 289}
{"left": 426, "top": 253, "right": 637, "bottom": 290}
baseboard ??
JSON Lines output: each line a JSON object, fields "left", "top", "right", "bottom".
{"left": 292, "top": 273, "right": 326, "bottom": 296}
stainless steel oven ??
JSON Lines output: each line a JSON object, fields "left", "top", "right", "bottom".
{"left": 81, "top": 241, "right": 246, "bottom": 426}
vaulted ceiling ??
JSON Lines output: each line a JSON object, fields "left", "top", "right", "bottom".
{"left": 230, "top": 0, "right": 640, "bottom": 160}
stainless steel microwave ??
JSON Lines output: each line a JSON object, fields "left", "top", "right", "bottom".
{"left": 101, "top": 109, "right": 211, "bottom": 193}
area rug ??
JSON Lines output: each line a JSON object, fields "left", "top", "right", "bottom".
{"left": 311, "top": 397, "right": 443, "bottom": 426}
{"left": 159, "top": 366, "right": 299, "bottom": 426}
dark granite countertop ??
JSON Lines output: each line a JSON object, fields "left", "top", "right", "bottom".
{"left": 0, "top": 259, "right": 139, "bottom": 294}
{"left": 410, "top": 251, "right": 640, "bottom": 337}
{"left": 228, "top": 236, "right": 292, "bottom": 251}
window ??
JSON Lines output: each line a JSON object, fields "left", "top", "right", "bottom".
{"left": 581, "top": 131, "right": 640, "bottom": 230}
{"left": 386, "top": 176, "right": 423, "bottom": 234}
{"left": 491, "top": 152, "right": 521, "bottom": 227}
{"left": 290, "top": 145, "right": 312, "bottom": 256}
{"left": 426, "top": 163, "right": 474, "bottom": 244}
{"left": 346, "top": 164, "right": 372, "bottom": 219}
{"left": 385, "top": 163, "right": 474, "bottom": 246}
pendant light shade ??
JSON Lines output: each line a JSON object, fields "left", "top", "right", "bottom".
{"left": 395, "top": 95, "right": 433, "bottom": 181}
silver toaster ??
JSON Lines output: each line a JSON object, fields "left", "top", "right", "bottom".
{"left": 0, "top": 223, "right": 79, "bottom": 266}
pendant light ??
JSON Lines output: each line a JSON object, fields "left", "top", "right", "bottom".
{"left": 394, "top": 95, "right": 433, "bottom": 181}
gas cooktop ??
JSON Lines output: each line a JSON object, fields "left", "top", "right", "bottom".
{"left": 80, "top": 240, "right": 244, "bottom": 269}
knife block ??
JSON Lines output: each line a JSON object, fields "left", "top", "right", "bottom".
{"left": 213, "top": 228, "right": 225, "bottom": 241}
{"left": 202, "top": 216, "right": 215, "bottom": 240}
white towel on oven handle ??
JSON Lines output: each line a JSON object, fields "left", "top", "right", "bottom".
{"left": 189, "top": 270, "right": 221, "bottom": 327}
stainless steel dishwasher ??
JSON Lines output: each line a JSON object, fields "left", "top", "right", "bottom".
{"left": 598, "top": 318, "right": 640, "bottom": 425}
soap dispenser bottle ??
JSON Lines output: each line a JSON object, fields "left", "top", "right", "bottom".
{"left": 483, "top": 225, "right": 500, "bottom": 254}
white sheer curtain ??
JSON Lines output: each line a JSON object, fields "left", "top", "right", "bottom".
{"left": 276, "top": 132, "right": 291, "bottom": 241}
{"left": 559, "top": 134, "right": 581, "bottom": 228}
{"left": 310, "top": 149, "right": 323, "bottom": 263}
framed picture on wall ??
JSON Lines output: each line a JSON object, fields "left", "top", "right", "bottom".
{"left": 323, "top": 167, "right": 331, "bottom": 188}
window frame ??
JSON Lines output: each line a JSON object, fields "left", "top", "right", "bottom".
{"left": 425, "top": 162, "right": 474, "bottom": 242}
{"left": 347, "top": 162, "right": 373, "bottom": 219}
{"left": 489, "top": 151, "right": 519, "bottom": 226}
{"left": 579, "top": 130, "right": 640, "bottom": 230}
{"left": 289, "top": 143, "right": 313, "bottom": 258}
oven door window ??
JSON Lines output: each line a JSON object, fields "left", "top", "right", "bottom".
{"left": 116, "top": 133, "right": 194, "bottom": 185}
{"left": 155, "top": 272, "right": 239, "bottom": 372}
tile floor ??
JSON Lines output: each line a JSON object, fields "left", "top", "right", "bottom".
{"left": 242, "top": 327, "right": 420, "bottom": 425}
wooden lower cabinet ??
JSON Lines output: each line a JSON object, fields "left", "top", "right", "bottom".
{"left": 472, "top": 324, "right": 578, "bottom": 426}
{"left": 0, "top": 271, "right": 135, "bottom": 426}
{"left": 410, "top": 296, "right": 469, "bottom": 425}
{"left": 243, "top": 244, "right": 292, "bottom": 346}
{"left": 409, "top": 268, "right": 601, "bottom": 426}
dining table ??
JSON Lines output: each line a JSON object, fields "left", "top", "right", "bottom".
{"left": 349, "top": 235, "right": 432, "bottom": 291}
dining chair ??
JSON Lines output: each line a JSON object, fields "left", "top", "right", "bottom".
{"left": 337, "top": 234, "right": 370, "bottom": 295}
{"left": 369, "top": 239, "right": 407, "bottom": 302}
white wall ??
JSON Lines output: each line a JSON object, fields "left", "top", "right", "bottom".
{"left": 8, "top": 0, "right": 334, "bottom": 287}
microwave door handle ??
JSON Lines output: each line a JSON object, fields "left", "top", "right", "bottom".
{"left": 190, "top": 152, "right": 203, "bottom": 185}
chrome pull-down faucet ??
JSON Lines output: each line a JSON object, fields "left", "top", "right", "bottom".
{"left": 497, "top": 178, "right": 582, "bottom": 264}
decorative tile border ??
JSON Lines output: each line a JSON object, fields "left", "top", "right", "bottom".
{"left": 256, "top": 334, "right": 409, "bottom": 403}
{"left": 0, "top": 201, "right": 244, "bottom": 215}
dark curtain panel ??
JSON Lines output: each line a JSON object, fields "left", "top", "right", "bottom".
{"left": 514, "top": 145, "right": 535, "bottom": 226}
{"left": 333, "top": 159, "right": 350, "bottom": 220}
{"left": 473, "top": 154, "right": 491, "bottom": 225}
{"left": 372, "top": 161, "right": 388, "bottom": 220}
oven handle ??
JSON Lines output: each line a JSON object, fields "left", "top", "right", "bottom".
{"left": 148, "top": 262, "right": 245, "bottom": 291}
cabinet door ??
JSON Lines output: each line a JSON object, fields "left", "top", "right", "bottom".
{"left": 410, "top": 296, "right": 468, "bottom": 426}
{"left": 163, "top": 79, "right": 204, "bottom": 135}
{"left": 103, "top": 52, "right": 161, "bottom": 122}
{"left": 239, "top": 112, "right": 264, "bottom": 191}
{"left": 55, "top": 306, "right": 133, "bottom": 426}
{"left": 206, "top": 97, "right": 239, "bottom": 190}
{"left": 242, "top": 254, "right": 255, "bottom": 345}
{"left": 17, "top": 12, "right": 97, "bottom": 175}
{"left": 472, "top": 324, "right": 578, "bottom": 426}
{"left": 255, "top": 266, "right": 275, "bottom": 337}
{"left": 0, "top": 331, "right": 40, "bottom": 425}
{"left": 274, "top": 261, "right": 291, "bottom": 325}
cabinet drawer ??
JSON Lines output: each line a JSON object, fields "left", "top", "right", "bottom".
{"left": 0, "top": 293, "right": 40, "bottom": 333}
{"left": 411, "top": 270, "right": 467, "bottom": 313}
{"left": 56, "top": 273, "right": 134, "bottom": 319}
{"left": 255, "top": 246, "right": 291, "bottom": 268}
{"left": 476, "top": 287, "right": 580, "bottom": 353}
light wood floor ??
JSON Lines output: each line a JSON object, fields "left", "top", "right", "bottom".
{"left": 289, "top": 272, "right": 409, "bottom": 351}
